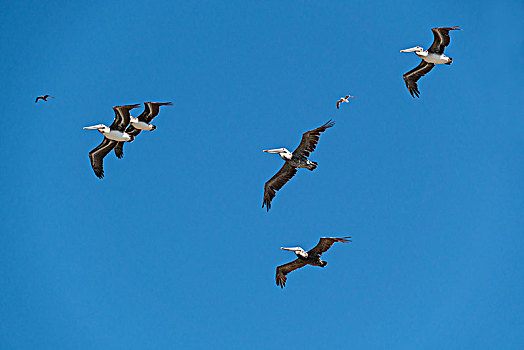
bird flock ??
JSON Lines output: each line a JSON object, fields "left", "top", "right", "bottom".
{"left": 36, "top": 26, "right": 460, "bottom": 288}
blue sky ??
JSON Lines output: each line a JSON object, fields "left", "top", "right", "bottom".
{"left": 1, "top": 0, "right": 523, "bottom": 348}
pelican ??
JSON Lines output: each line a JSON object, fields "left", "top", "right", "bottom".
{"left": 113, "top": 102, "right": 173, "bottom": 159}
{"left": 262, "top": 120, "right": 334, "bottom": 211}
{"left": 276, "top": 236, "right": 351, "bottom": 288}
{"left": 401, "top": 26, "right": 461, "bottom": 98}
{"left": 84, "top": 104, "right": 139, "bottom": 178}
{"left": 336, "top": 94, "right": 356, "bottom": 109}
{"left": 35, "top": 94, "right": 54, "bottom": 103}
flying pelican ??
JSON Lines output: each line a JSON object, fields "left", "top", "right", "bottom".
{"left": 401, "top": 26, "right": 461, "bottom": 98}
{"left": 113, "top": 102, "right": 172, "bottom": 159}
{"left": 262, "top": 120, "right": 334, "bottom": 211}
{"left": 336, "top": 94, "right": 356, "bottom": 109}
{"left": 84, "top": 104, "right": 140, "bottom": 179}
{"left": 276, "top": 236, "right": 351, "bottom": 288}
{"left": 35, "top": 94, "right": 54, "bottom": 103}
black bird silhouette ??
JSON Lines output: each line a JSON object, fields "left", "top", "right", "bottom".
{"left": 35, "top": 95, "right": 54, "bottom": 103}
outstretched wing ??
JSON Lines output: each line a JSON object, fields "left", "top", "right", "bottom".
{"left": 308, "top": 236, "right": 351, "bottom": 256}
{"left": 88, "top": 138, "right": 117, "bottom": 179}
{"left": 262, "top": 163, "right": 297, "bottom": 211}
{"left": 428, "top": 26, "right": 460, "bottom": 55}
{"left": 402, "top": 60, "right": 435, "bottom": 98}
{"left": 276, "top": 259, "right": 308, "bottom": 288}
{"left": 109, "top": 104, "right": 140, "bottom": 132}
{"left": 293, "top": 120, "right": 335, "bottom": 157}
{"left": 336, "top": 100, "right": 341, "bottom": 109}
{"left": 35, "top": 96, "right": 43, "bottom": 103}
{"left": 140, "top": 102, "right": 172, "bottom": 123}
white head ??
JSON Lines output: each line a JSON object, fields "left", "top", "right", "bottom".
{"left": 263, "top": 148, "right": 292, "bottom": 160}
{"left": 281, "top": 246, "right": 307, "bottom": 257}
{"left": 83, "top": 124, "right": 108, "bottom": 134}
{"left": 400, "top": 46, "right": 424, "bottom": 53}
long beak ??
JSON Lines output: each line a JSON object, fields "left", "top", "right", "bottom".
{"left": 83, "top": 125, "right": 100, "bottom": 130}
{"left": 263, "top": 149, "right": 280, "bottom": 153}
{"left": 400, "top": 47, "right": 419, "bottom": 53}
{"left": 281, "top": 247, "right": 294, "bottom": 251}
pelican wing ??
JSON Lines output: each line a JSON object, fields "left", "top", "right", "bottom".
{"left": 293, "top": 120, "right": 335, "bottom": 157}
{"left": 336, "top": 100, "right": 341, "bottom": 109}
{"left": 308, "top": 236, "right": 351, "bottom": 256}
{"left": 428, "top": 26, "right": 460, "bottom": 55}
{"left": 263, "top": 163, "right": 297, "bottom": 211}
{"left": 109, "top": 104, "right": 140, "bottom": 132}
{"left": 113, "top": 141, "right": 126, "bottom": 159}
{"left": 35, "top": 96, "right": 42, "bottom": 103}
{"left": 402, "top": 60, "right": 435, "bottom": 98}
{"left": 276, "top": 259, "right": 308, "bottom": 288}
{"left": 88, "top": 138, "right": 117, "bottom": 179}
{"left": 140, "top": 102, "right": 172, "bottom": 123}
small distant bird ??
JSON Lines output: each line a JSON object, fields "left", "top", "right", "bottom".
{"left": 401, "top": 26, "right": 461, "bottom": 98}
{"left": 276, "top": 236, "right": 351, "bottom": 288}
{"left": 84, "top": 104, "right": 140, "bottom": 179}
{"left": 263, "top": 120, "right": 334, "bottom": 211}
{"left": 113, "top": 102, "right": 173, "bottom": 159}
{"left": 336, "top": 95, "right": 356, "bottom": 109}
{"left": 35, "top": 95, "right": 54, "bottom": 103}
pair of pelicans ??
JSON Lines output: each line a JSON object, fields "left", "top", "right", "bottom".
{"left": 264, "top": 120, "right": 350, "bottom": 288}
{"left": 83, "top": 26, "right": 460, "bottom": 287}
{"left": 84, "top": 102, "right": 172, "bottom": 178}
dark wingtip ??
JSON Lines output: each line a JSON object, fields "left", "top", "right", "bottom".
{"left": 340, "top": 236, "right": 352, "bottom": 243}
{"left": 149, "top": 101, "right": 173, "bottom": 106}
{"left": 113, "top": 104, "right": 140, "bottom": 110}
{"left": 324, "top": 119, "right": 335, "bottom": 128}
{"left": 409, "top": 88, "right": 420, "bottom": 98}
{"left": 276, "top": 276, "right": 286, "bottom": 288}
{"left": 263, "top": 199, "right": 271, "bottom": 212}
{"left": 433, "top": 25, "right": 461, "bottom": 31}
